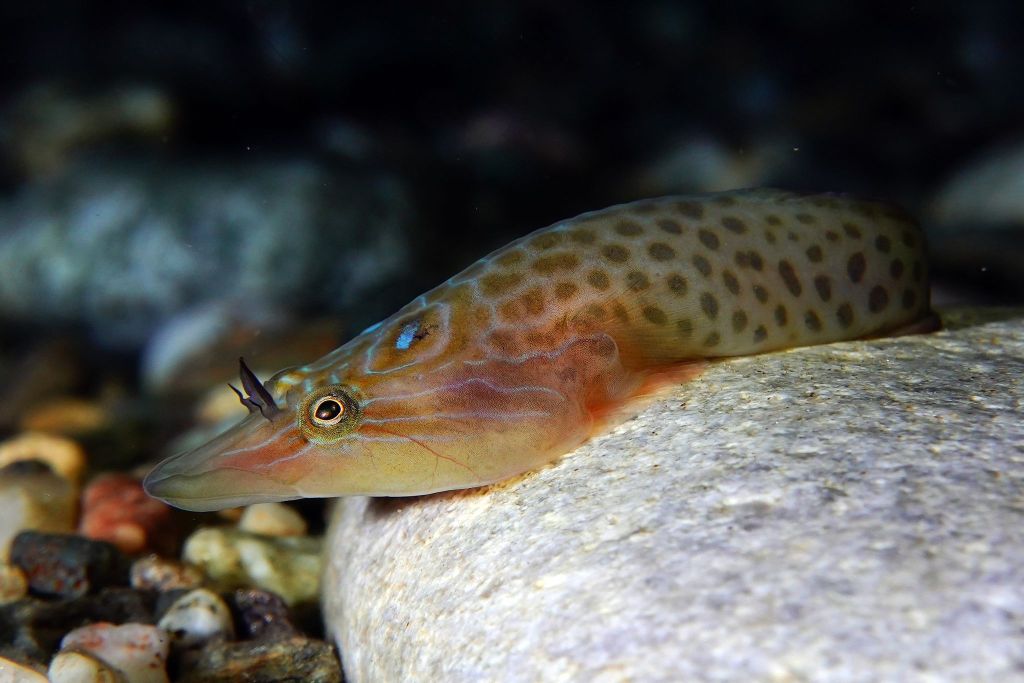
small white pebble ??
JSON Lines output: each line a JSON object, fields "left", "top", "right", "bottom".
{"left": 0, "top": 432, "right": 86, "bottom": 484}
{"left": 183, "top": 527, "right": 322, "bottom": 605}
{"left": 48, "top": 651, "right": 121, "bottom": 683}
{"left": 60, "top": 622, "right": 169, "bottom": 683}
{"left": 157, "top": 588, "right": 235, "bottom": 648}
{"left": 0, "top": 655, "right": 48, "bottom": 682}
{"left": 129, "top": 555, "right": 204, "bottom": 592}
{"left": 0, "top": 564, "right": 28, "bottom": 604}
{"left": 238, "top": 502, "right": 308, "bottom": 537}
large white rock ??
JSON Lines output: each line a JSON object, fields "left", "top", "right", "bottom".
{"left": 323, "top": 310, "right": 1024, "bottom": 682}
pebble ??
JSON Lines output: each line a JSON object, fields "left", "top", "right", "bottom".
{"left": 237, "top": 503, "right": 308, "bottom": 537}
{"left": 79, "top": 474, "right": 175, "bottom": 555}
{"left": 0, "top": 462, "right": 76, "bottom": 562}
{"left": 0, "top": 158, "right": 411, "bottom": 346}
{"left": 182, "top": 528, "right": 322, "bottom": 605}
{"left": 157, "top": 588, "right": 234, "bottom": 648}
{"left": 129, "top": 555, "right": 203, "bottom": 592}
{"left": 930, "top": 139, "right": 1024, "bottom": 227}
{"left": 10, "top": 531, "right": 128, "bottom": 598}
{"left": 230, "top": 589, "right": 298, "bottom": 641}
{"left": 0, "top": 432, "right": 86, "bottom": 485}
{"left": 0, "top": 563, "right": 28, "bottom": 604}
{"left": 19, "top": 398, "right": 108, "bottom": 437}
{"left": 1, "top": 588, "right": 155, "bottom": 663}
{"left": 178, "top": 636, "right": 340, "bottom": 683}
{"left": 0, "top": 656, "right": 47, "bottom": 682}
{"left": 47, "top": 651, "right": 122, "bottom": 683}
{"left": 58, "top": 622, "right": 169, "bottom": 683}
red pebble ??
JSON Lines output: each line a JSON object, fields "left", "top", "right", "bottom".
{"left": 79, "top": 473, "right": 176, "bottom": 555}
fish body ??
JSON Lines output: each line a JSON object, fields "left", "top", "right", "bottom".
{"left": 144, "top": 189, "right": 932, "bottom": 511}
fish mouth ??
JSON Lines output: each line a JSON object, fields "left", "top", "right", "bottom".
{"left": 143, "top": 412, "right": 305, "bottom": 512}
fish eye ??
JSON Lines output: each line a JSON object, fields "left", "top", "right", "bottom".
{"left": 298, "top": 384, "right": 362, "bottom": 443}
{"left": 311, "top": 396, "right": 345, "bottom": 426}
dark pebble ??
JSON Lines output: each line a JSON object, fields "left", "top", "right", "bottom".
{"left": 230, "top": 589, "right": 299, "bottom": 641}
{"left": 10, "top": 531, "right": 129, "bottom": 598}
{"left": 177, "top": 636, "right": 342, "bottom": 683}
{"left": 0, "top": 587, "right": 155, "bottom": 662}
{"left": 0, "top": 459, "right": 54, "bottom": 477}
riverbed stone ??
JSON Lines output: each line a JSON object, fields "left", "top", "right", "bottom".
{"left": 323, "top": 309, "right": 1024, "bottom": 682}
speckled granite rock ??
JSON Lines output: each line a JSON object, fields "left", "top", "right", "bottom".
{"left": 323, "top": 309, "right": 1024, "bottom": 683}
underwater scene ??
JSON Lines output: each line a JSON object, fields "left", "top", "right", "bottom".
{"left": 0, "top": 3, "right": 1022, "bottom": 681}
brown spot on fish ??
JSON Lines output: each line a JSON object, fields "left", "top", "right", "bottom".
{"left": 902, "top": 230, "right": 917, "bottom": 248}
{"left": 787, "top": 231, "right": 799, "bottom": 242}
{"left": 836, "top": 302, "right": 854, "bottom": 328}
{"left": 554, "top": 282, "right": 577, "bottom": 299}
{"left": 521, "top": 288, "right": 546, "bottom": 315}
{"left": 722, "top": 217, "right": 747, "bottom": 234}
{"left": 615, "top": 220, "right": 643, "bottom": 237}
{"left": 675, "top": 201, "right": 704, "bottom": 219}
{"left": 775, "top": 304, "right": 788, "bottom": 326}
{"left": 722, "top": 270, "right": 740, "bottom": 295}
{"left": 667, "top": 274, "right": 688, "bottom": 296}
{"left": 587, "top": 270, "right": 610, "bottom": 291}
{"left": 753, "top": 284, "right": 769, "bottom": 303}
{"left": 585, "top": 303, "right": 607, "bottom": 321}
{"left": 714, "top": 195, "right": 737, "bottom": 206}
{"left": 700, "top": 292, "right": 719, "bottom": 319}
{"left": 847, "top": 253, "right": 866, "bottom": 283}
{"left": 499, "top": 300, "right": 522, "bottom": 322}
{"left": 627, "top": 271, "right": 651, "bottom": 291}
{"left": 764, "top": 230, "right": 777, "bottom": 244}
{"left": 874, "top": 235, "right": 891, "bottom": 253}
{"left": 814, "top": 275, "right": 832, "bottom": 302}
{"left": 532, "top": 252, "right": 580, "bottom": 274}
{"left": 868, "top": 285, "right": 889, "bottom": 313}
{"left": 602, "top": 244, "right": 630, "bottom": 263}
{"left": 676, "top": 318, "right": 694, "bottom": 338}
{"left": 698, "top": 229, "right": 720, "bottom": 250}
{"left": 843, "top": 223, "right": 862, "bottom": 239}
{"left": 693, "top": 254, "right": 712, "bottom": 277}
{"left": 481, "top": 272, "right": 524, "bottom": 296}
{"left": 732, "top": 310, "right": 748, "bottom": 332}
{"left": 825, "top": 230, "right": 839, "bottom": 242}
{"left": 766, "top": 215, "right": 782, "bottom": 226}
{"left": 753, "top": 325, "right": 768, "bottom": 342}
{"left": 487, "top": 330, "right": 518, "bottom": 354}
{"left": 648, "top": 242, "right": 675, "bottom": 261}
{"left": 643, "top": 306, "right": 668, "bottom": 325}
{"left": 611, "top": 302, "right": 630, "bottom": 324}
{"left": 804, "top": 310, "right": 822, "bottom": 332}
{"left": 703, "top": 332, "right": 721, "bottom": 347}
{"left": 778, "top": 260, "right": 802, "bottom": 297}
{"left": 658, "top": 219, "right": 683, "bottom": 235}
{"left": 796, "top": 213, "right": 816, "bottom": 224}
{"left": 531, "top": 232, "right": 562, "bottom": 250}
{"left": 805, "top": 245, "right": 823, "bottom": 263}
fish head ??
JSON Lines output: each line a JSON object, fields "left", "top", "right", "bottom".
{"left": 144, "top": 295, "right": 615, "bottom": 512}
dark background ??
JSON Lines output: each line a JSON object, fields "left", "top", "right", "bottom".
{"left": 0, "top": 1, "right": 1021, "bottom": 404}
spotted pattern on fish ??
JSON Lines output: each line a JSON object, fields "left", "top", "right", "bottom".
{"left": 144, "top": 189, "right": 934, "bottom": 511}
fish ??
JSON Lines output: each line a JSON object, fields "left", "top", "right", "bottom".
{"left": 143, "top": 189, "right": 935, "bottom": 511}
